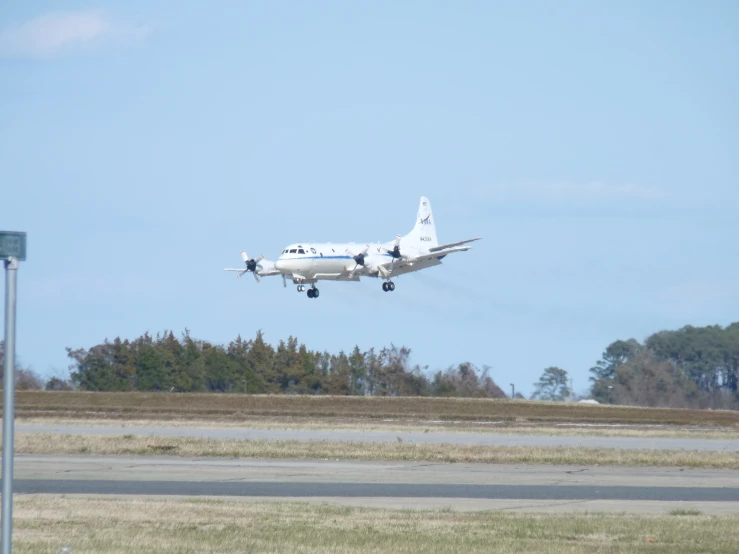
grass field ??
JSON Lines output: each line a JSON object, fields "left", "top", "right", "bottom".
{"left": 12, "top": 433, "right": 739, "bottom": 468}
{"left": 18, "top": 415, "right": 739, "bottom": 439}
{"left": 12, "top": 496, "right": 739, "bottom": 554}
{"left": 12, "top": 391, "right": 739, "bottom": 427}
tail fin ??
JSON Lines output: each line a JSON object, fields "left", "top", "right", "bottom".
{"left": 403, "top": 196, "right": 438, "bottom": 248}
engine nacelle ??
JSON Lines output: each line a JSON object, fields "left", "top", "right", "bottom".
{"left": 255, "top": 260, "right": 280, "bottom": 276}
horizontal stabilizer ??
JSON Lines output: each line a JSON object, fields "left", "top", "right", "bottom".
{"left": 413, "top": 246, "right": 473, "bottom": 264}
{"left": 429, "top": 238, "right": 481, "bottom": 252}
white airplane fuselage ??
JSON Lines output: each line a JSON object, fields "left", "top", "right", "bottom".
{"left": 225, "top": 196, "right": 479, "bottom": 297}
{"left": 274, "top": 240, "right": 442, "bottom": 284}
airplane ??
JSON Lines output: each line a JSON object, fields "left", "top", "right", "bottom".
{"left": 224, "top": 196, "right": 480, "bottom": 299}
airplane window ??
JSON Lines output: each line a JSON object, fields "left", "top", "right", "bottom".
{"left": 298, "top": 249, "right": 305, "bottom": 254}
{"left": 289, "top": 249, "right": 297, "bottom": 253}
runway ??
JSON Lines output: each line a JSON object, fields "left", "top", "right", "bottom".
{"left": 9, "top": 455, "right": 739, "bottom": 513}
{"left": 17, "top": 424, "right": 739, "bottom": 452}
{"left": 11, "top": 479, "right": 739, "bottom": 501}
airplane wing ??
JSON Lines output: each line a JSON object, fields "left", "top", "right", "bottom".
{"left": 224, "top": 268, "right": 281, "bottom": 276}
{"left": 428, "top": 238, "right": 481, "bottom": 252}
{"left": 334, "top": 275, "right": 361, "bottom": 282}
{"left": 224, "top": 258, "right": 280, "bottom": 277}
{"left": 289, "top": 272, "right": 361, "bottom": 282}
{"left": 314, "top": 273, "right": 362, "bottom": 282}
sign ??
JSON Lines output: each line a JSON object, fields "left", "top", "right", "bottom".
{"left": 2, "top": 231, "right": 23, "bottom": 554}
{"left": 0, "top": 232, "right": 26, "bottom": 261}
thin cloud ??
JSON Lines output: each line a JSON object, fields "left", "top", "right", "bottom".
{"left": 27, "top": 274, "right": 164, "bottom": 301}
{"left": 481, "top": 181, "right": 667, "bottom": 202}
{"left": 0, "top": 10, "right": 154, "bottom": 59}
{"left": 661, "top": 281, "right": 739, "bottom": 307}
{"left": 657, "top": 280, "right": 739, "bottom": 320}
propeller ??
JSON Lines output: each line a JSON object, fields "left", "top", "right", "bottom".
{"left": 384, "top": 235, "right": 403, "bottom": 260}
{"left": 238, "top": 251, "right": 264, "bottom": 283}
{"left": 380, "top": 235, "right": 407, "bottom": 271}
{"left": 346, "top": 245, "right": 370, "bottom": 276}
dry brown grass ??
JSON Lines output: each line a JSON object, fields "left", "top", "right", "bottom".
{"left": 13, "top": 391, "right": 739, "bottom": 427}
{"left": 12, "top": 495, "right": 739, "bottom": 553}
{"left": 17, "top": 415, "right": 739, "bottom": 440}
{"left": 13, "top": 432, "right": 739, "bottom": 469}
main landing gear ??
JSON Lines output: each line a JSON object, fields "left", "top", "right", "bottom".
{"left": 382, "top": 281, "right": 396, "bottom": 292}
{"left": 298, "top": 284, "right": 320, "bottom": 299}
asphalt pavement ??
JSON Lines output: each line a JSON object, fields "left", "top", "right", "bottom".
{"left": 8, "top": 455, "right": 739, "bottom": 513}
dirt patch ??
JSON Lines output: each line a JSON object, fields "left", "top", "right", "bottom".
{"left": 12, "top": 391, "right": 739, "bottom": 427}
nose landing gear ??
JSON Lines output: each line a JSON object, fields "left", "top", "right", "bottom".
{"left": 382, "top": 281, "right": 396, "bottom": 292}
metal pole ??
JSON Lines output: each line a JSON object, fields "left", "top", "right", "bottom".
{"left": 2, "top": 257, "right": 18, "bottom": 554}
{"left": 510, "top": 383, "right": 515, "bottom": 399}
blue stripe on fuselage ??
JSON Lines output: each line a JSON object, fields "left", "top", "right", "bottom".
{"left": 279, "top": 255, "right": 351, "bottom": 261}
{"left": 278, "top": 254, "right": 393, "bottom": 261}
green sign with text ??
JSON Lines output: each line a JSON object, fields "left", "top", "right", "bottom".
{"left": 0, "top": 231, "right": 26, "bottom": 261}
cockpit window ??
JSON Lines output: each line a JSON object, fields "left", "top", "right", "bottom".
{"left": 289, "top": 249, "right": 297, "bottom": 254}
{"left": 298, "top": 249, "right": 305, "bottom": 254}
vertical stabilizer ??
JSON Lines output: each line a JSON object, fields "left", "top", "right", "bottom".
{"left": 403, "top": 196, "right": 438, "bottom": 248}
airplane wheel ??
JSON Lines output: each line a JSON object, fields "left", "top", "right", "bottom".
{"left": 313, "top": 288, "right": 320, "bottom": 298}
{"left": 297, "top": 285, "right": 304, "bottom": 292}
{"left": 307, "top": 289, "right": 314, "bottom": 298}
{"left": 382, "top": 282, "right": 389, "bottom": 292}
{"left": 388, "top": 281, "right": 395, "bottom": 291}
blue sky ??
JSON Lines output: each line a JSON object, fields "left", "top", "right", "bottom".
{"left": 1, "top": 1, "right": 737, "bottom": 396}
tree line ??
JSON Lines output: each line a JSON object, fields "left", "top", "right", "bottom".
{"left": 3, "top": 321, "right": 739, "bottom": 409}
{"left": 531, "top": 322, "right": 739, "bottom": 410}
{"left": 29, "top": 330, "right": 505, "bottom": 398}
